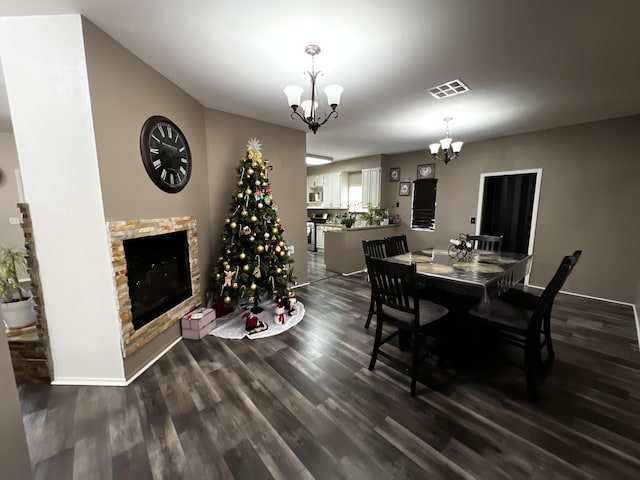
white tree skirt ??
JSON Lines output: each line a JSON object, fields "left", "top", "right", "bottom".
{"left": 209, "top": 300, "right": 305, "bottom": 340}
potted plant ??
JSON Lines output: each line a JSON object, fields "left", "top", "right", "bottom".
{"left": 360, "top": 205, "right": 389, "bottom": 226}
{"left": 340, "top": 216, "right": 356, "bottom": 228}
{"left": 0, "top": 246, "right": 36, "bottom": 329}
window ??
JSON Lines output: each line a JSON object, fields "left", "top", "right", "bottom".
{"left": 411, "top": 178, "right": 437, "bottom": 231}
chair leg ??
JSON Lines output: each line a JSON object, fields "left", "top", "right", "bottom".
{"left": 410, "top": 332, "right": 420, "bottom": 396}
{"left": 365, "top": 297, "right": 375, "bottom": 329}
{"left": 369, "top": 316, "right": 384, "bottom": 371}
{"left": 525, "top": 342, "right": 540, "bottom": 402}
{"left": 543, "top": 311, "right": 555, "bottom": 363}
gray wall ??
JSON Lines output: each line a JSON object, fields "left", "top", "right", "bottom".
{"left": 0, "top": 132, "right": 25, "bottom": 247}
{"left": 0, "top": 328, "right": 32, "bottom": 479}
{"left": 381, "top": 115, "right": 640, "bottom": 304}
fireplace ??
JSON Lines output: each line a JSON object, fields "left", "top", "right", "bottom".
{"left": 124, "top": 231, "right": 192, "bottom": 330}
{"left": 108, "top": 217, "right": 201, "bottom": 357}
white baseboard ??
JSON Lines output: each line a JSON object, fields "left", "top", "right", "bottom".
{"left": 51, "top": 336, "right": 182, "bottom": 386}
{"left": 527, "top": 284, "right": 640, "bottom": 350}
{"left": 52, "top": 377, "right": 128, "bottom": 386}
{"left": 291, "top": 282, "right": 310, "bottom": 289}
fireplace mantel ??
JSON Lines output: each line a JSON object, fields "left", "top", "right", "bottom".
{"left": 107, "top": 216, "right": 200, "bottom": 357}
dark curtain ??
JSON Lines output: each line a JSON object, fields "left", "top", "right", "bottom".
{"left": 481, "top": 173, "right": 536, "bottom": 254}
{"left": 412, "top": 178, "right": 437, "bottom": 230}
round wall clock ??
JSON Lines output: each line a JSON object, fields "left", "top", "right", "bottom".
{"left": 140, "top": 115, "right": 192, "bottom": 193}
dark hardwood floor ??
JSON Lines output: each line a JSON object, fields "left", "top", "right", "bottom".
{"left": 18, "top": 252, "right": 640, "bottom": 479}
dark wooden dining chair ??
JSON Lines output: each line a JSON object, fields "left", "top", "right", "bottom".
{"left": 362, "top": 239, "right": 388, "bottom": 328}
{"left": 467, "top": 250, "right": 582, "bottom": 400}
{"left": 365, "top": 255, "right": 449, "bottom": 396}
{"left": 467, "top": 234, "right": 503, "bottom": 252}
{"left": 385, "top": 234, "right": 409, "bottom": 257}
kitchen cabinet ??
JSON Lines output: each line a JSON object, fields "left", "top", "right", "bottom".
{"left": 316, "top": 224, "right": 343, "bottom": 250}
{"left": 323, "top": 172, "right": 348, "bottom": 208}
{"left": 361, "top": 167, "right": 381, "bottom": 207}
{"left": 307, "top": 175, "right": 324, "bottom": 188}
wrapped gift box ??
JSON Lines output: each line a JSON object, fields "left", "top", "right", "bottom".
{"left": 181, "top": 307, "right": 216, "bottom": 340}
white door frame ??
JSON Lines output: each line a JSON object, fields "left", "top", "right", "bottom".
{"left": 475, "top": 168, "right": 543, "bottom": 284}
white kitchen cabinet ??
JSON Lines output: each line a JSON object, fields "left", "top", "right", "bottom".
{"left": 322, "top": 172, "right": 348, "bottom": 208}
{"left": 361, "top": 167, "right": 381, "bottom": 207}
{"left": 307, "top": 175, "right": 324, "bottom": 188}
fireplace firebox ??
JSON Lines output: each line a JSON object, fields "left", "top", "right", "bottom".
{"left": 123, "top": 230, "right": 192, "bottom": 330}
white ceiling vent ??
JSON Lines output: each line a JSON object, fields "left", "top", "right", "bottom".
{"left": 428, "top": 79, "right": 469, "bottom": 99}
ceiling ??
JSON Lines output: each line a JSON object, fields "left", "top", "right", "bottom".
{"left": 1, "top": 0, "right": 640, "bottom": 161}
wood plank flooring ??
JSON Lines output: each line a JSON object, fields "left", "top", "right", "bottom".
{"left": 18, "top": 252, "right": 640, "bottom": 479}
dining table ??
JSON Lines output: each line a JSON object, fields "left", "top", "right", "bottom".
{"left": 384, "top": 247, "right": 532, "bottom": 302}
{"left": 382, "top": 247, "right": 533, "bottom": 368}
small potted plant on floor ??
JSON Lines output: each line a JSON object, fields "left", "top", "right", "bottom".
{"left": 0, "top": 246, "right": 36, "bottom": 329}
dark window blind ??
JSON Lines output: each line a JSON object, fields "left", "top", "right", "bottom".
{"left": 411, "top": 178, "right": 437, "bottom": 230}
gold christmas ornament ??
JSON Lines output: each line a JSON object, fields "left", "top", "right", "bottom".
{"left": 247, "top": 168, "right": 254, "bottom": 175}
{"left": 252, "top": 162, "right": 257, "bottom": 168}
{"left": 232, "top": 282, "right": 238, "bottom": 289}
{"left": 226, "top": 249, "right": 231, "bottom": 254}
{"left": 243, "top": 264, "right": 250, "bottom": 272}
{"left": 216, "top": 273, "right": 221, "bottom": 279}
{"left": 237, "top": 180, "right": 243, "bottom": 186}
{"left": 249, "top": 236, "right": 255, "bottom": 241}
{"left": 237, "top": 192, "right": 243, "bottom": 199}
{"left": 255, "top": 180, "right": 261, "bottom": 186}
{"left": 245, "top": 188, "right": 252, "bottom": 195}
{"left": 272, "top": 227, "right": 278, "bottom": 234}
{"left": 280, "top": 251, "right": 285, "bottom": 256}
{"left": 224, "top": 296, "right": 231, "bottom": 304}
{"left": 230, "top": 222, "right": 237, "bottom": 229}
{"left": 276, "top": 217, "right": 281, "bottom": 223}
{"left": 257, "top": 245, "right": 265, "bottom": 253}
{"left": 250, "top": 283, "right": 257, "bottom": 290}
{"left": 276, "top": 268, "right": 282, "bottom": 274}
{"left": 279, "top": 241, "right": 285, "bottom": 247}
{"left": 239, "top": 253, "right": 246, "bottom": 260}
{"left": 225, "top": 218, "right": 230, "bottom": 223}
{"left": 241, "top": 210, "right": 248, "bottom": 216}
{"left": 264, "top": 233, "right": 270, "bottom": 239}
{"left": 250, "top": 215, "right": 257, "bottom": 222}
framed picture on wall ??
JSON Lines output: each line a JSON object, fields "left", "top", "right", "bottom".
{"left": 417, "top": 163, "right": 435, "bottom": 179}
{"left": 389, "top": 167, "right": 400, "bottom": 182}
{"left": 399, "top": 181, "right": 411, "bottom": 196}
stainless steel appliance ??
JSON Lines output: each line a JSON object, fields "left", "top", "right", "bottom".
{"left": 308, "top": 191, "right": 323, "bottom": 202}
{"left": 307, "top": 213, "right": 328, "bottom": 252}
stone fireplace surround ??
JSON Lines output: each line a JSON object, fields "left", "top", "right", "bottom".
{"left": 108, "top": 216, "right": 200, "bottom": 358}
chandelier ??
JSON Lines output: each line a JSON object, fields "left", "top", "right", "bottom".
{"left": 429, "top": 117, "right": 463, "bottom": 165}
{"left": 284, "top": 45, "right": 343, "bottom": 134}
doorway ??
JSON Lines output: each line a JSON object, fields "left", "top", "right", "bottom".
{"left": 475, "top": 169, "right": 542, "bottom": 282}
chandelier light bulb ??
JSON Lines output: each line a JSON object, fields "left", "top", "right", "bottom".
{"left": 284, "top": 85, "right": 303, "bottom": 108}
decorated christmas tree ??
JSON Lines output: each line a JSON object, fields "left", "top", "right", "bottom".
{"left": 212, "top": 138, "right": 294, "bottom": 316}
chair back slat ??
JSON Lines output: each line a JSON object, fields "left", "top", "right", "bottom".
{"left": 365, "top": 255, "right": 418, "bottom": 324}
{"left": 362, "top": 239, "right": 388, "bottom": 259}
{"left": 467, "top": 234, "right": 503, "bottom": 252}
{"left": 385, "top": 234, "right": 409, "bottom": 257}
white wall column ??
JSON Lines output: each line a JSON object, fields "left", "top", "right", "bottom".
{"left": 0, "top": 15, "right": 125, "bottom": 383}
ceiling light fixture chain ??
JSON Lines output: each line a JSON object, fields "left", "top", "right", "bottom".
{"left": 429, "top": 117, "right": 464, "bottom": 165}
{"left": 284, "top": 45, "right": 343, "bottom": 134}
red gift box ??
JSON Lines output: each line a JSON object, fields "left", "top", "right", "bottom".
{"left": 213, "top": 297, "right": 235, "bottom": 318}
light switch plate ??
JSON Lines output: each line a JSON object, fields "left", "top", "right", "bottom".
{"left": 9, "top": 217, "right": 20, "bottom": 225}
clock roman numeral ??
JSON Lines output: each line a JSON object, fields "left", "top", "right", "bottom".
{"left": 161, "top": 169, "right": 167, "bottom": 180}
{"left": 179, "top": 166, "right": 187, "bottom": 176}
{"left": 157, "top": 126, "right": 165, "bottom": 138}
{"left": 153, "top": 159, "right": 161, "bottom": 169}
{"left": 151, "top": 134, "right": 160, "bottom": 143}
{"left": 167, "top": 126, "right": 173, "bottom": 139}
{"left": 176, "top": 172, "right": 182, "bottom": 183}
{"left": 150, "top": 148, "right": 159, "bottom": 155}
{"left": 179, "top": 147, "right": 185, "bottom": 153}
{"left": 181, "top": 157, "right": 188, "bottom": 164}
{"left": 169, "top": 173, "right": 175, "bottom": 184}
